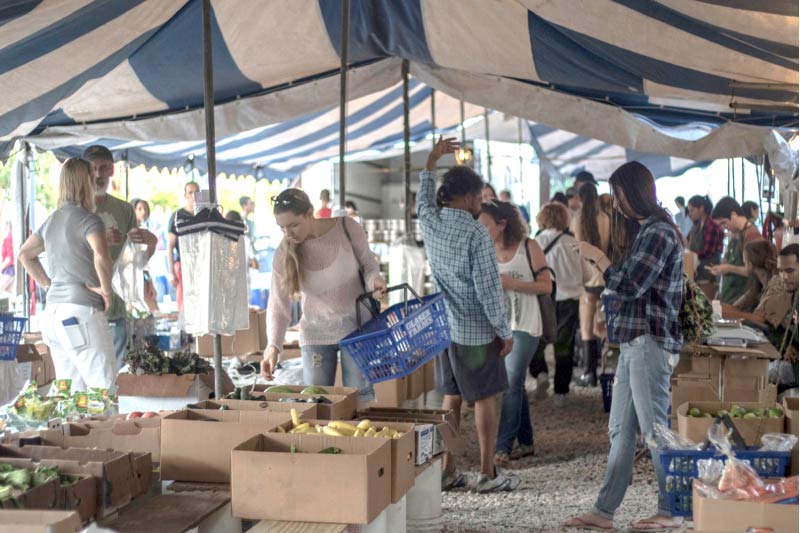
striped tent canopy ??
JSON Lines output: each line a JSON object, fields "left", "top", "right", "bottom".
{"left": 2, "top": 0, "right": 797, "bottom": 170}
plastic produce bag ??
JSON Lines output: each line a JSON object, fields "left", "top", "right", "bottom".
{"left": 649, "top": 423, "right": 705, "bottom": 450}
{"left": 180, "top": 230, "right": 249, "bottom": 335}
{"left": 697, "top": 458, "right": 725, "bottom": 484}
{"left": 112, "top": 241, "right": 150, "bottom": 312}
{"left": 759, "top": 433, "right": 799, "bottom": 452}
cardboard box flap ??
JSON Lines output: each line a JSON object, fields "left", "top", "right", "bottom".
{"left": 110, "top": 417, "right": 161, "bottom": 437}
{"left": 186, "top": 398, "right": 315, "bottom": 414}
{"left": 115, "top": 371, "right": 234, "bottom": 397}
{"left": 15, "top": 343, "right": 39, "bottom": 363}
{"left": 357, "top": 407, "right": 462, "bottom": 453}
{"left": 0, "top": 510, "right": 82, "bottom": 533}
{"left": 165, "top": 408, "right": 292, "bottom": 426}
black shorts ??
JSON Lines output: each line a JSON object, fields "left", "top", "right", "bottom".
{"left": 584, "top": 286, "right": 604, "bottom": 296}
{"left": 435, "top": 340, "right": 509, "bottom": 402}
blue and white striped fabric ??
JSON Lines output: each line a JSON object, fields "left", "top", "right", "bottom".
{"left": 1, "top": 1, "right": 796, "bottom": 158}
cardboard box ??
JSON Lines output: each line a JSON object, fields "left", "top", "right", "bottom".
{"left": 692, "top": 483, "right": 799, "bottom": 531}
{"left": 407, "top": 366, "right": 425, "bottom": 401}
{"left": 38, "top": 415, "right": 163, "bottom": 461}
{"left": 677, "top": 401, "right": 785, "bottom": 447}
{"left": 160, "top": 404, "right": 310, "bottom": 483}
{"left": 0, "top": 478, "right": 60, "bottom": 512}
{"left": 671, "top": 380, "right": 776, "bottom": 416}
{"left": 0, "top": 510, "right": 82, "bottom": 533}
{"left": 231, "top": 433, "right": 392, "bottom": 524}
{"left": 250, "top": 387, "right": 357, "bottom": 420}
{"left": 15, "top": 344, "right": 46, "bottom": 387}
{"left": 357, "top": 407, "right": 462, "bottom": 455}
{"left": 271, "top": 419, "right": 416, "bottom": 503}
{"left": 115, "top": 371, "right": 234, "bottom": 413}
{"left": 423, "top": 360, "right": 435, "bottom": 393}
{"left": 196, "top": 309, "right": 266, "bottom": 357}
{"left": 372, "top": 377, "right": 408, "bottom": 408}
{"left": 784, "top": 397, "right": 798, "bottom": 476}
{"left": 60, "top": 474, "right": 97, "bottom": 523}
{"left": 0, "top": 445, "right": 143, "bottom": 519}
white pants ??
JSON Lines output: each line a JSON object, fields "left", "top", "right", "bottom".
{"left": 41, "top": 302, "right": 117, "bottom": 391}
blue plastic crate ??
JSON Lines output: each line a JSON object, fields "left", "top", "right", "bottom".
{"left": 340, "top": 291, "right": 450, "bottom": 384}
{"left": 659, "top": 448, "right": 791, "bottom": 517}
{"left": 601, "top": 293, "right": 623, "bottom": 345}
{"left": 0, "top": 315, "right": 27, "bottom": 361}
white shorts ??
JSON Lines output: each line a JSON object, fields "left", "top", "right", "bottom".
{"left": 41, "top": 302, "right": 117, "bottom": 391}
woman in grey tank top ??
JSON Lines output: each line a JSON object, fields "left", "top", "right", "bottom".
{"left": 18, "top": 158, "right": 117, "bottom": 390}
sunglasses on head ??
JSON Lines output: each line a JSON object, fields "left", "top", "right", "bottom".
{"left": 271, "top": 191, "right": 311, "bottom": 208}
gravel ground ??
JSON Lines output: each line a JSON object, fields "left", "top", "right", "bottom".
{"left": 431, "top": 370, "right": 666, "bottom": 532}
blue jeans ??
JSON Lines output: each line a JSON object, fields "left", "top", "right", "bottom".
{"left": 109, "top": 318, "right": 128, "bottom": 370}
{"left": 301, "top": 344, "right": 374, "bottom": 401}
{"left": 593, "top": 334, "right": 678, "bottom": 519}
{"left": 496, "top": 331, "right": 539, "bottom": 455}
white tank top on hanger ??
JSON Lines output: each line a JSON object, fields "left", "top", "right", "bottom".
{"left": 497, "top": 241, "right": 542, "bottom": 337}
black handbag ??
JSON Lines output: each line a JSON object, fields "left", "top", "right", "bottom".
{"left": 525, "top": 238, "right": 558, "bottom": 344}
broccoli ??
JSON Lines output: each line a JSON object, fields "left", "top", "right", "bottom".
{"left": 32, "top": 466, "right": 59, "bottom": 487}
{"left": 1, "top": 468, "right": 32, "bottom": 491}
{"left": 0, "top": 485, "right": 11, "bottom": 501}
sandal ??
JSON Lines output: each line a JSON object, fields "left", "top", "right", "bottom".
{"left": 494, "top": 452, "right": 511, "bottom": 466}
{"left": 510, "top": 443, "right": 535, "bottom": 460}
{"left": 562, "top": 514, "right": 613, "bottom": 531}
{"left": 629, "top": 515, "right": 683, "bottom": 532}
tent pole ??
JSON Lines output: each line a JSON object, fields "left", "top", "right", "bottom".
{"left": 459, "top": 101, "right": 466, "bottom": 145}
{"left": 338, "top": 0, "right": 350, "bottom": 209}
{"left": 124, "top": 154, "right": 130, "bottom": 202}
{"left": 430, "top": 89, "right": 436, "bottom": 151}
{"left": 202, "top": 0, "right": 222, "bottom": 399}
{"left": 484, "top": 109, "right": 492, "bottom": 182}
{"left": 402, "top": 60, "right": 412, "bottom": 234}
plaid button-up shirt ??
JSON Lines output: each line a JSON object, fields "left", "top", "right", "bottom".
{"left": 604, "top": 217, "right": 684, "bottom": 353}
{"left": 417, "top": 170, "right": 512, "bottom": 345}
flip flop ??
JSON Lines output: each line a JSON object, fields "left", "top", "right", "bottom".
{"left": 562, "top": 516, "right": 614, "bottom": 531}
{"left": 629, "top": 517, "right": 683, "bottom": 532}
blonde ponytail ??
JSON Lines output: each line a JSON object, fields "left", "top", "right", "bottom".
{"left": 281, "top": 239, "right": 302, "bottom": 299}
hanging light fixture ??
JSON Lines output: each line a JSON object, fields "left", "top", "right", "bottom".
{"left": 456, "top": 99, "right": 473, "bottom": 165}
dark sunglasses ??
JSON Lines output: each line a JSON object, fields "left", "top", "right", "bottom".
{"left": 271, "top": 191, "right": 311, "bottom": 208}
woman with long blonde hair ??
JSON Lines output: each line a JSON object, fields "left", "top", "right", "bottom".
{"left": 262, "top": 189, "right": 386, "bottom": 400}
{"left": 18, "top": 158, "right": 116, "bottom": 389}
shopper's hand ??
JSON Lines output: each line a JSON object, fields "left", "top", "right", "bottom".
{"left": 261, "top": 346, "right": 280, "bottom": 381}
{"left": 129, "top": 228, "right": 157, "bottom": 247}
{"left": 573, "top": 242, "right": 605, "bottom": 263}
{"left": 705, "top": 264, "right": 728, "bottom": 276}
{"left": 169, "top": 274, "right": 178, "bottom": 287}
{"left": 499, "top": 337, "right": 514, "bottom": 358}
{"left": 426, "top": 136, "right": 460, "bottom": 170}
{"left": 86, "top": 285, "right": 111, "bottom": 311}
{"left": 372, "top": 277, "right": 387, "bottom": 299}
{"left": 500, "top": 274, "right": 515, "bottom": 291}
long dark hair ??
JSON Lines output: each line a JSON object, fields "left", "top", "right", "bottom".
{"left": 436, "top": 166, "right": 484, "bottom": 208}
{"left": 609, "top": 161, "right": 683, "bottom": 264}
{"left": 480, "top": 200, "right": 528, "bottom": 248}
{"left": 578, "top": 183, "right": 602, "bottom": 249}
{"left": 272, "top": 188, "right": 314, "bottom": 296}
{"left": 688, "top": 195, "right": 713, "bottom": 216}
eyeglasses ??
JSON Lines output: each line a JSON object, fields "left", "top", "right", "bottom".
{"left": 271, "top": 192, "right": 311, "bottom": 208}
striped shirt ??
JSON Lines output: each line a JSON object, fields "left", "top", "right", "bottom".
{"left": 604, "top": 217, "right": 684, "bottom": 353}
{"left": 417, "top": 170, "right": 511, "bottom": 345}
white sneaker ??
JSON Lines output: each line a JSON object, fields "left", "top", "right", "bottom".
{"left": 553, "top": 393, "right": 567, "bottom": 408}
{"left": 534, "top": 373, "right": 550, "bottom": 399}
{"left": 474, "top": 467, "right": 521, "bottom": 493}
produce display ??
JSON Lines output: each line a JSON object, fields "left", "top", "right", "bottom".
{"left": 1, "top": 380, "right": 115, "bottom": 431}
{"left": 0, "top": 463, "right": 80, "bottom": 502}
{"left": 124, "top": 341, "right": 211, "bottom": 376}
{"left": 276, "top": 410, "right": 405, "bottom": 439}
{"left": 686, "top": 405, "right": 784, "bottom": 419}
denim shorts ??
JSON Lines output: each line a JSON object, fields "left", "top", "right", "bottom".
{"left": 435, "top": 340, "right": 509, "bottom": 402}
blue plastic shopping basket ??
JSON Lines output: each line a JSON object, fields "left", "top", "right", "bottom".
{"left": 340, "top": 284, "right": 451, "bottom": 384}
{"left": 0, "top": 314, "right": 27, "bottom": 361}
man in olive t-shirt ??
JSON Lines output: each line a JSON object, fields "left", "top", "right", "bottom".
{"left": 709, "top": 196, "right": 763, "bottom": 304}
{"left": 84, "top": 146, "right": 157, "bottom": 368}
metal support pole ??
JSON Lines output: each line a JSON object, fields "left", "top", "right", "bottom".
{"left": 484, "top": 109, "right": 492, "bottom": 182}
{"left": 124, "top": 155, "right": 130, "bottom": 202}
{"left": 459, "top": 101, "right": 466, "bottom": 144}
{"left": 402, "top": 60, "right": 412, "bottom": 233}
{"left": 430, "top": 89, "right": 436, "bottom": 151}
{"left": 338, "top": 0, "right": 350, "bottom": 209}
{"left": 202, "top": 0, "right": 222, "bottom": 399}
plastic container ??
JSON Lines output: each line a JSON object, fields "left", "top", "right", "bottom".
{"left": 600, "top": 373, "right": 614, "bottom": 413}
{"left": 0, "top": 315, "right": 27, "bottom": 361}
{"left": 601, "top": 292, "right": 622, "bottom": 345}
{"left": 659, "top": 447, "right": 791, "bottom": 517}
{"left": 407, "top": 457, "right": 443, "bottom": 532}
{"left": 340, "top": 284, "right": 450, "bottom": 384}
